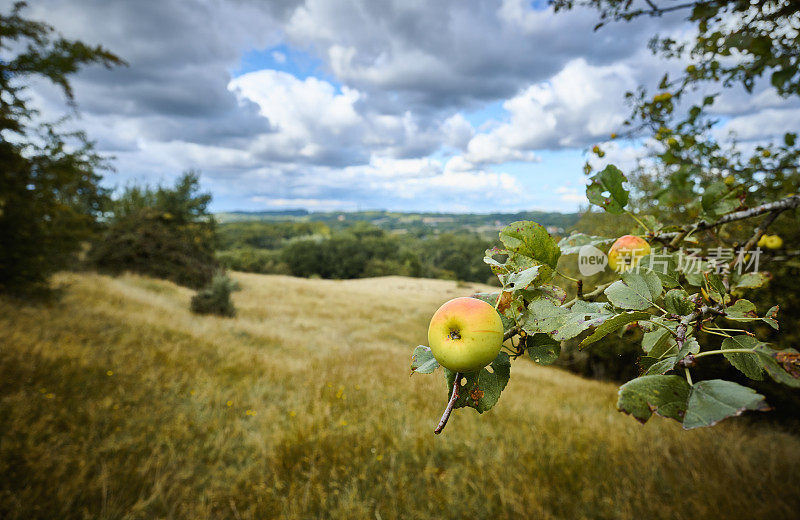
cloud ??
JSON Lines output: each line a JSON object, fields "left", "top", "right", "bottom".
{"left": 229, "top": 69, "right": 449, "bottom": 165}
{"left": 16, "top": 0, "right": 800, "bottom": 213}
{"left": 460, "top": 57, "right": 640, "bottom": 165}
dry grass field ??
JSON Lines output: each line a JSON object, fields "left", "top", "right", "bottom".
{"left": 1, "top": 271, "right": 799, "bottom": 519}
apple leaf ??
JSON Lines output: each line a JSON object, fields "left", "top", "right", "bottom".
{"left": 637, "top": 253, "right": 681, "bottom": 289}
{"left": 664, "top": 289, "right": 695, "bottom": 315}
{"left": 641, "top": 326, "right": 673, "bottom": 354}
{"left": 677, "top": 336, "right": 700, "bottom": 360}
{"left": 443, "top": 352, "right": 511, "bottom": 413}
{"left": 755, "top": 346, "right": 800, "bottom": 388}
{"left": 525, "top": 333, "right": 561, "bottom": 365}
{"left": 557, "top": 233, "right": 614, "bottom": 255}
{"left": 682, "top": 380, "right": 769, "bottom": 429}
{"left": 617, "top": 375, "right": 691, "bottom": 423}
{"left": 411, "top": 345, "right": 439, "bottom": 375}
{"left": 519, "top": 284, "right": 568, "bottom": 305}
{"left": 725, "top": 299, "right": 758, "bottom": 319}
{"left": 732, "top": 272, "right": 771, "bottom": 290}
{"left": 580, "top": 311, "right": 650, "bottom": 348}
{"left": 703, "top": 271, "right": 727, "bottom": 303}
{"left": 643, "top": 356, "right": 678, "bottom": 375}
{"left": 763, "top": 305, "right": 780, "bottom": 330}
{"left": 721, "top": 336, "right": 764, "bottom": 380}
{"left": 701, "top": 182, "right": 741, "bottom": 219}
{"left": 604, "top": 270, "right": 663, "bottom": 310}
{"left": 521, "top": 299, "right": 615, "bottom": 341}
{"left": 501, "top": 265, "right": 543, "bottom": 292}
{"left": 499, "top": 221, "right": 561, "bottom": 271}
{"left": 586, "top": 165, "right": 629, "bottom": 214}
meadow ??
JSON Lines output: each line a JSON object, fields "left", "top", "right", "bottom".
{"left": 1, "top": 272, "right": 799, "bottom": 519}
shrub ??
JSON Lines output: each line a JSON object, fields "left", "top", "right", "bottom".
{"left": 190, "top": 273, "right": 236, "bottom": 317}
{"left": 91, "top": 173, "right": 218, "bottom": 289}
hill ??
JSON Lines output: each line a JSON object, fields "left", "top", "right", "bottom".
{"left": 1, "top": 272, "right": 799, "bottom": 519}
{"left": 215, "top": 209, "right": 581, "bottom": 237}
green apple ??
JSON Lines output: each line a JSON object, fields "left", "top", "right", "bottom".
{"left": 608, "top": 235, "right": 651, "bottom": 273}
{"left": 427, "top": 297, "right": 504, "bottom": 373}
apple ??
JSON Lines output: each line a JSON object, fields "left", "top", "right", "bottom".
{"left": 764, "top": 234, "right": 783, "bottom": 249}
{"left": 608, "top": 235, "right": 652, "bottom": 273}
{"left": 428, "top": 297, "right": 504, "bottom": 372}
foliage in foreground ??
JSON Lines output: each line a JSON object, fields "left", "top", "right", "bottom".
{"left": 412, "top": 166, "right": 800, "bottom": 432}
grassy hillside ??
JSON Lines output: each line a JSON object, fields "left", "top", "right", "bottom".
{"left": 1, "top": 272, "right": 799, "bottom": 519}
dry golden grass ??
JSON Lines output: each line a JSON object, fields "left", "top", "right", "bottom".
{"left": 1, "top": 271, "right": 799, "bottom": 519}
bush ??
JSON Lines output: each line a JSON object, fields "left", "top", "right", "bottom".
{"left": 190, "top": 273, "right": 236, "bottom": 317}
{"left": 91, "top": 207, "right": 218, "bottom": 289}
{"left": 91, "top": 173, "right": 218, "bottom": 289}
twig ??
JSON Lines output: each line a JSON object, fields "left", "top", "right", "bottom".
{"left": 564, "top": 281, "right": 613, "bottom": 308}
{"left": 434, "top": 373, "right": 461, "bottom": 434}
{"left": 503, "top": 324, "right": 521, "bottom": 341}
{"left": 733, "top": 210, "right": 781, "bottom": 265}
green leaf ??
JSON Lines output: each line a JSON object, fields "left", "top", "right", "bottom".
{"left": 721, "top": 336, "right": 764, "bottom": 380}
{"left": 755, "top": 346, "right": 800, "bottom": 388}
{"left": 557, "top": 233, "right": 614, "bottom": 255}
{"left": 443, "top": 352, "right": 511, "bottom": 413}
{"left": 520, "top": 284, "right": 567, "bottom": 305}
{"left": 617, "top": 375, "right": 691, "bottom": 424}
{"left": 701, "top": 182, "right": 739, "bottom": 218}
{"left": 586, "top": 165, "right": 629, "bottom": 214}
{"left": 682, "top": 380, "right": 769, "bottom": 429}
{"left": 502, "top": 265, "right": 543, "bottom": 292}
{"left": 521, "top": 299, "right": 614, "bottom": 341}
{"left": 725, "top": 299, "right": 758, "bottom": 320}
{"left": 410, "top": 345, "right": 439, "bottom": 374}
{"left": 499, "top": 221, "right": 561, "bottom": 271}
{"left": 604, "top": 270, "right": 663, "bottom": 310}
{"left": 642, "top": 327, "right": 673, "bottom": 357}
{"left": 664, "top": 289, "right": 695, "bottom": 315}
{"left": 732, "top": 272, "right": 771, "bottom": 290}
{"left": 643, "top": 356, "right": 678, "bottom": 375}
{"left": 677, "top": 336, "right": 700, "bottom": 360}
{"left": 580, "top": 311, "right": 650, "bottom": 347}
{"left": 763, "top": 305, "right": 779, "bottom": 330}
{"left": 638, "top": 253, "right": 680, "bottom": 289}
{"left": 525, "top": 334, "right": 561, "bottom": 365}
{"left": 703, "top": 272, "right": 727, "bottom": 303}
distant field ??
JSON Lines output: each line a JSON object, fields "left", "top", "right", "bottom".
{"left": 1, "top": 272, "right": 799, "bottom": 519}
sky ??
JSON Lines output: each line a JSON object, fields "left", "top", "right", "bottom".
{"left": 14, "top": 0, "right": 800, "bottom": 213}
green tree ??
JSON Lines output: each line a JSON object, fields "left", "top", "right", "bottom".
{"left": 0, "top": 1, "right": 124, "bottom": 295}
{"left": 91, "top": 172, "right": 219, "bottom": 289}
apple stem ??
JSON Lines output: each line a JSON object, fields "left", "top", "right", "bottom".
{"left": 434, "top": 373, "right": 461, "bottom": 434}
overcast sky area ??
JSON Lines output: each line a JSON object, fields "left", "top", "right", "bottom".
{"left": 15, "top": 0, "right": 800, "bottom": 213}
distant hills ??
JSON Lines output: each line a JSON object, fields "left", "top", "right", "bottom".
{"left": 216, "top": 209, "right": 582, "bottom": 237}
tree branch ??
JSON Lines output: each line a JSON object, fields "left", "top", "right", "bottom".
{"left": 434, "top": 373, "right": 461, "bottom": 434}
{"left": 653, "top": 194, "right": 800, "bottom": 246}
